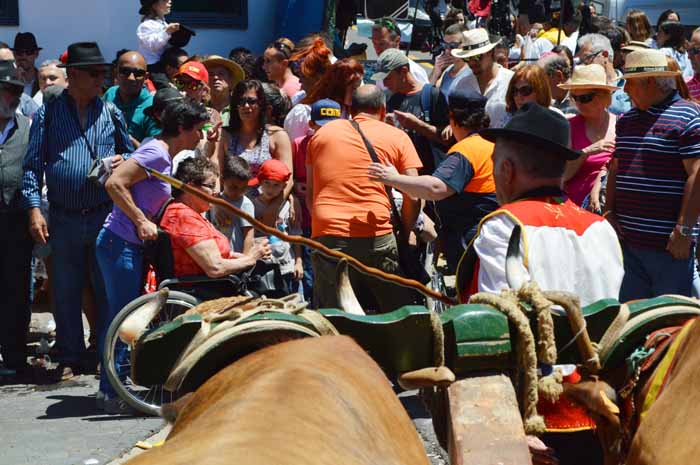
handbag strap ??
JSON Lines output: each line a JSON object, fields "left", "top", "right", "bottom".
{"left": 349, "top": 119, "right": 406, "bottom": 236}
{"left": 69, "top": 101, "right": 124, "bottom": 160}
{"left": 68, "top": 103, "right": 99, "bottom": 161}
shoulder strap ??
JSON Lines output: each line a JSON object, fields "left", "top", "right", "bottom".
{"left": 349, "top": 120, "right": 404, "bottom": 235}
{"left": 105, "top": 101, "right": 127, "bottom": 154}
{"left": 420, "top": 84, "right": 433, "bottom": 124}
{"left": 67, "top": 102, "right": 100, "bottom": 161}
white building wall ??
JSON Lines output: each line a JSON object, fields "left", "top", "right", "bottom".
{"left": 0, "top": 0, "right": 276, "bottom": 66}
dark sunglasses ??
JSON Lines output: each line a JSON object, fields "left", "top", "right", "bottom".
{"left": 374, "top": 17, "right": 400, "bottom": 34}
{"left": 118, "top": 66, "right": 147, "bottom": 78}
{"left": 688, "top": 47, "right": 700, "bottom": 56}
{"left": 571, "top": 92, "right": 598, "bottom": 104}
{"left": 175, "top": 79, "right": 202, "bottom": 92}
{"left": 513, "top": 85, "right": 534, "bottom": 97}
{"left": 442, "top": 41, "right": 462, "bottom": 50}
{"left": 238, "top": 96, "right": 259, "bottom": 107}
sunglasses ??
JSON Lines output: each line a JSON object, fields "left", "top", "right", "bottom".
{"left": 374, "top": 17, "right": 400, "bottom": 34}
{"left": 443, "top": 41, "right": 462, "bottom": 50}
{"left": 238, "top": 96, "right": 259, "bottom": 107}
{"left": 175, "top": 79, "right": 203, "bottom": 92}
{"left": 118, "top": 66, "right": 147, "bottom": 78}
{"left": 571, "top": 92, "right": 598, "bottom": 104}
{"left": 688, "top": 47, "right": 700, "bottom": 56}
{"left": 513, "top": 85, "right": 534, "bottom": 97}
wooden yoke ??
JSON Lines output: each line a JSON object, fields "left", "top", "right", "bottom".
{"left": 446, "top": 374, "right": 532, "bottom": 465}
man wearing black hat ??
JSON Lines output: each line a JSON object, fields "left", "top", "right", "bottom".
{"left": 12, "top": 32, "right": 41, "bottom": 97}
{"left": 0, "top": 60, "right": 32, "bottom": 378}
{"left": 22, "top": 42, "right": 134, "bottom": 378}
{"left": 455, "top": 103, "right": 623, "bottom": 308}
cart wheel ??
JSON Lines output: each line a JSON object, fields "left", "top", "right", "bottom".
{"left": 103, "top": 290, "right": 199, "bottom": 416}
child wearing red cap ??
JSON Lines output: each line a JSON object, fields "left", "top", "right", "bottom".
{"left": 251, "top": 159, "right": 303, "bottom": 295}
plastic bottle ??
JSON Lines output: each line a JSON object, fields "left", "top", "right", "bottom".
{"left": 268, "top": 224, "right": 288, "bottom": 263}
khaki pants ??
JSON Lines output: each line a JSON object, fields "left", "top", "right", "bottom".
{"left": 311, "top": 233, "right": 415, "bottom": 313}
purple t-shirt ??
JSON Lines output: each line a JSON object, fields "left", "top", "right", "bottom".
{"left": 103, "top": 139, "right": 172, "bottom": 244}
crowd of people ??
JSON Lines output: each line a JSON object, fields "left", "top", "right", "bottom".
{"left": 0, "top": 0, "right": 699, "bottom": 426}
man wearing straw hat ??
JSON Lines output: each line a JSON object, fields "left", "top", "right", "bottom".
{"left": 452, "top": 28, "right": 514, "bottom": 129}
{"left": 606, "top": 49, "right": 700, "bottom": 302}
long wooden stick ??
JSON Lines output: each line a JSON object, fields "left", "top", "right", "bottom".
{"left": 146, "top": 167, "right": 457, "bottom": 306}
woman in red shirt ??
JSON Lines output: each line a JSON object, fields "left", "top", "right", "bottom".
{"left": 160, "top": 157, "right": 269, "bottom": 277}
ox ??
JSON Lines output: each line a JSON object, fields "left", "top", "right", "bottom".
{"left": 124, "top": 335, "right": 430, "bottom": 465}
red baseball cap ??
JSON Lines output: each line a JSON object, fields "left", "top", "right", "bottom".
{"left": 175, "top": 61, "right": 209, "bottom": 83}
{"left": 249, "top": 159, "right": 291, "bottom": 187}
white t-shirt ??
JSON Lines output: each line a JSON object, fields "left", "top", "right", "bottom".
{"left": 452, "top": 65, "right": 514, "bottom": 128}
{"left": 137, "top": 18, "right": 171, "bottom": 65}
{"left": 284, "top": 103, "right": 312, "bottom": 141}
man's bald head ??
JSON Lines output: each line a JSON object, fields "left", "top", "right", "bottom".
{"left": 116, "top": 51, "right": 147, "bottom": 100}
{"left": 351, "top": 84, "right": 386, "bottom": 116}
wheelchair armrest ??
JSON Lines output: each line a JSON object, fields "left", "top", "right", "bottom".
{"left": 158, "top": 274, "right": 247, "bottom": 300}
{"left": 158, "top": 274, "right": 243, "bottom": 289}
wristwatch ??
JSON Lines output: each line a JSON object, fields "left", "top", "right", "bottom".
{"left": 676, "top": 224, "right": 693, "bottom": 237}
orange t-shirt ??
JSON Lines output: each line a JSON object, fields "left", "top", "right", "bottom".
{"left": 307, "top": 115, "right": 423, "bottom": 238}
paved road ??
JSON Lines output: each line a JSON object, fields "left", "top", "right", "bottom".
{"left": 0, "top": 373, "right": 446, "bottom": 465}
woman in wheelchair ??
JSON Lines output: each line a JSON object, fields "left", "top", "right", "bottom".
{"left": 160, "top": 157, "right": 271, "bottom": 279}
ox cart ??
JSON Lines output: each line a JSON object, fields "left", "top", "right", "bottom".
{"left": 105, "top": 286, "right": 700, "bottom": 465}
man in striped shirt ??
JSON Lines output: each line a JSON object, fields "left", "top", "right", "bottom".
{"left": 21, "top": 42, "right": 133, "bottom": 377}
{"left": 686, "top": 28, "right": 700, "bottom": 101}
{"left": 606, "top": 49, "right": 700, "bottom": 302}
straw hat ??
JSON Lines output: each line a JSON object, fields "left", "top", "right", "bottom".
{"left": 557, "top": 64, "right": 620, "bottom": 92}
{"left": 622, "top": 49, "right": 681, "bottom": 79}
{"left": 451, "top": 28, "right": 500, "bottom": 59}
{"left": 202, "top": 55, "right": 245, "bottom": 86}
{"left": 621, "top": 40, "right": 650, "bottom": 52}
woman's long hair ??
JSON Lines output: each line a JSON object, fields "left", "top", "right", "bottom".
{"left": 505, "top": 65, "right": 552, "bottom": 114}
{"left": 289, "top": 36, "right": 333, "bottom": 82}
{"left": 303, "top": 58, "right": 364, "bottom": 105}
{"left": 659, "top": 21, "right": 688, "bottom": 53}
{"left": 227, "top": 80, "right": 268, "bottom": 142}
{"left": 625, "top": 10, "right": 653, "bottom": 42}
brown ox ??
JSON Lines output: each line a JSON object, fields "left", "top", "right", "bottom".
{"left": 125, "top": 335, "right": 430, "bottom": 465}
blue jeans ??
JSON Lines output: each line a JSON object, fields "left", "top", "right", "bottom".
{"left": 619, "top": 243, "right": 695, "bottom": 302}
{"left": 49, "top": 205, "right": 110, "bottom": 365}
{"left": 96, "top": 227, "right": 144, "bottom": 397}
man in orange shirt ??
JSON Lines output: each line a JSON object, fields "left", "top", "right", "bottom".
{"left": 306, "top": 85, "right": 422, "bottom": 312}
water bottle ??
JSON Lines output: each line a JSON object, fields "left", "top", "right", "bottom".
{"left": 268, "top": 224, "right": 288, "bottom": 263}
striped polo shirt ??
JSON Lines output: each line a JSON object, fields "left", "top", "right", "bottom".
{"left": 614, "top": 92, "right": 700, "bottom": 250}
{"left": 22, "top": 90, "right": 133, "bottom": 210}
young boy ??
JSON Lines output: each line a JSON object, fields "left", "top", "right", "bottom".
{"left": 251, "top": 159, "right": 303, "bottom": 295}
{"left": 210, "top": 157, "right": 256, "bottom": 254}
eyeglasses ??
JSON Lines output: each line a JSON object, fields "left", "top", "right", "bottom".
{"left": 118, "top": 66, "right": 147, "bottom": 78}
{"left": 571, "top": 92, "right": 598, "bottom": 104}
{"left": 582, "top": 50, "right": 604, "bottom": 64}
{"left": 374, "top": 17, "right": 400, "bottom": 35}
{"left": 14, "top": 49, "right": 37, "bottom": 57}
{"left": 688, "top": 47, "right": 700, "bottom": 56}
{"left": 513, "top": 85, "right": 534, "bottom": 97}
{"left": 238, "top": 96, "right": 259, "bottom": 107}
{"left": 175, "top": 78, "right": 203, "bottom": 92}
{"left": 78, "top": 67, "right": 106, "bottom": 78}
{"left": 442, "top": 41, "right": 462, "bottom": 50}
{"left": 198, "top": 182, "right": 216, "bottom": 190}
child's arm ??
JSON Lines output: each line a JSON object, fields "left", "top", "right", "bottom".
{"left": 293, "top": 243, "right": 303, "bottom": 281}
{"left": 242, "top": 226, "right": 254, "bottom": 254}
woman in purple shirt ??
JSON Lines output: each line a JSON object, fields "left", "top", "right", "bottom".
{"left": 95, "top": 98, "right": 209, "bottom": 413}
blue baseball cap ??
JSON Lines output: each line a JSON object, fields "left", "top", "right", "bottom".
{"left": 310, "top": 99, "right": 342, "bottom": 126}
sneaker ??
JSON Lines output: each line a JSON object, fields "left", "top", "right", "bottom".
{"left": 95, "top": 391, "right": 106, "bottom": 410}
{"left": 103, "top": 396, "right": 138, "bottom": 415}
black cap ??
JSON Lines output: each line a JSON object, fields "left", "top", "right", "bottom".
{"left": 144, "top": 87, "right": 183, "bottom": 118}
{"left": 480, "top": 103, "right": 581, "bottom": 160}
{"left": 0, "top": 60, "right": 25, "bottom": 88}
{"left": 12, "top": 32, "right": 41, "bottom": 52}
{"left": 448, "top": 88, "right": 487, "bottom": 110}
{"left": 59, "top": 42, "right": 110, "bottom": 68}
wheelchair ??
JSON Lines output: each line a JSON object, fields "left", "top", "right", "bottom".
{"left": 102, "top": 224, "right": 275, "bottom": 416}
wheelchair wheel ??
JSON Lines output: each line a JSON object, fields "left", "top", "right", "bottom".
{"left": 103, "top": 290, "right": 200, "bottom": 416}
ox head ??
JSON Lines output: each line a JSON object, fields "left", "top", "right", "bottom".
{"left": 335, "top": 259, "right": 366, "bottom": 315}
{"left": 118, "top": 288, "right": 170, "bottom": 346}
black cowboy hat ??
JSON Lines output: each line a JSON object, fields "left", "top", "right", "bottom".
{"left": 144, "top": 87, "right": 183, "bottom": 118}
{"left": 58, "top": 42, "right": 110, "bottom": 68}
{"left": 0, "top": 60, "right": 25, "bottom": 88}
{"left": 480, "top": 103, "right": 581, "bottom": 160}
{"left": 12, "top": 32, "right": 41, "bottom": 52}
{"left": 169, "top": 25, "right": 196, "bottom": 48}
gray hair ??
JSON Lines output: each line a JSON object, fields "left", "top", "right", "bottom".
{"left": 538, "top": 54, "right": 572, "bottom": 79}
{"left": 578, "top": 33, "right": 613, "bottom": 58}
{"left": 351, "top": 85, "right": 386, "bottom": 115}
{"left": 39, "top": 59, "right": 67, "bottom": 78}
{"left": 655, "top": 76, "right": 677, "bottom": 94}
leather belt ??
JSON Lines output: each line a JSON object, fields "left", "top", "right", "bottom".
{"left": 52, "top": 201, "right": 112, "bottom": 216}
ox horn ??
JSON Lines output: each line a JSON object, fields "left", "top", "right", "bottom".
{"left": 336, "top": 259, "right": 365, "bottom": 315}
{"left": 505, "top": 224, "right": 528, "bottom": 290}
{"left": 118, "top": 288, "right": 169, "bottom": 346}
